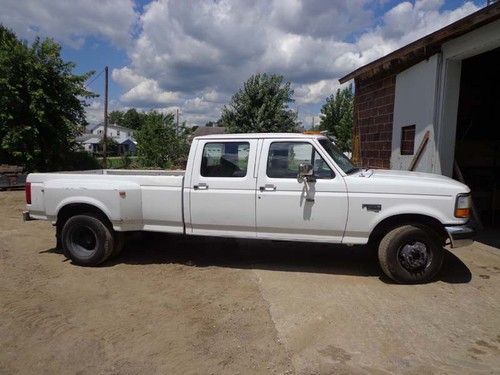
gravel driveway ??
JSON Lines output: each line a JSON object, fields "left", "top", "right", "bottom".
{"left": 1, "top": 191, "right": 499, "bottom": 374}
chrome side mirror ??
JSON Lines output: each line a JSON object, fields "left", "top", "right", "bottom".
{"left": 297, "top": 163, "right": 315, "bottom": 183}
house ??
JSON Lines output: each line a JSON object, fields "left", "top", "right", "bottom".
{"left": 77, "top": 124, "right": 137, "bottom": 155}
{"left": 340, "top": 2, "right": 500, "bottom": 224}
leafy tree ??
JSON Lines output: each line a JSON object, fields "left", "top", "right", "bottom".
{"left": 136, "top": 112, "right": 189, "bottom": 169}
{"left": 108, "top": 110, "right": 124, "bottom": 126}
{"left": 107, "top": 108, "right": 146, "bottom": 130}
{"left": 0, "top": 26, "right": 95, "bottom": 171}
{"left": 98, "top": 137, "right": 119, "bottom": 156}
{"left": 319, "top": 84, "right": 354, "bottom": 152}
{"left": 219, "top": 73, "right": 299, "bottom": 133}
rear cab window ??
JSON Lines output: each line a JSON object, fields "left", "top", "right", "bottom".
{"left": 200, "top": 142, "right": 250, "bottom": 177}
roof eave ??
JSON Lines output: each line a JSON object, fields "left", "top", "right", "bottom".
{"left": 339, "top": 2, "right": 500, "bottom": 84}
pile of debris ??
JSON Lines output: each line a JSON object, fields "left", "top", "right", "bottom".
{"left": 0, "top": 165, "right": 26, "bottom": 190}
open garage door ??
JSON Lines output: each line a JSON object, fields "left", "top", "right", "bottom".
{"left": 454, "top": 46, "right": 500, "bottom": 228}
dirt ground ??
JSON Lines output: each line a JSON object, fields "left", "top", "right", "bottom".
{"left": 1, "top": 190, "right": 499, "bottom": 375}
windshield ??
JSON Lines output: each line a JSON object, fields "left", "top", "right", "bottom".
{"left": 318, "top": 138, "right": 358, "bottom": 174}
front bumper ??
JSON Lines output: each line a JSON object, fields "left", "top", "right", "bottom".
{"left": 445, "top": 224, "right": 475, "bottom": 248}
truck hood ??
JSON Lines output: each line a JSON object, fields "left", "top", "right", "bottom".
{"left": 345, "top": 169, "right": 470, "bottom": 196}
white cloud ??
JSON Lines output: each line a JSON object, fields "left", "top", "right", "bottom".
{"left": 9, "top": 0, "right": 478, "bottom": 125}
{"left": 107, "top": 0, "right": 479, "bottom": 125}
{"left": 0, "top": 0, "right": 138, "bottom": 48}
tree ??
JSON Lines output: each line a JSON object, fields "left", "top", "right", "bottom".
{"left": 0, "top": 26, "right": 95, "bottom": 171}
{"left": 219, "top": 73, "right": 299, "bottom": 133}
{"left": 98, "top": 137, "right": 119, "bottom": 156}
{"left": 108, "top": 110, "right": 124, "bottom": 126}
{"left": 121, "top": 108, "right": 147, "bottom": 130}
{"left": 136, "top": 112, "right": 189, "bottom": 169}
{"left": 319, "top": 84, "right": 353, "bottom": 152}
{"left": 107, "top": 108, "right": 146, "bottom": 130}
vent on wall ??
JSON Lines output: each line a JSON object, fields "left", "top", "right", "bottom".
{"left": 401, "top": 125, "right": 416, "bottom": 155}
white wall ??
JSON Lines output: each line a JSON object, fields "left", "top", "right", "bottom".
{"left": 391, "top": 19, "right": 500, "bottom": 176}
{"left": 391, "top": 54, "right": 439, "bottom": 172}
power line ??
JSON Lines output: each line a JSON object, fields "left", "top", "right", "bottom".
{"left": 85, "top": 68, "right": 105, "bottom": 89}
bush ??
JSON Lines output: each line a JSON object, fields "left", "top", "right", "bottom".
{"left": 62, "top": 151, "right": 102, "bottom": 171}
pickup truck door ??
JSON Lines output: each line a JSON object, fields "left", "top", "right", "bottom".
{"left": 256, "top": 138, "right": 348, "bottom": 242}
{"left": 189, "top": 139, "right": 258, "bottom": 238}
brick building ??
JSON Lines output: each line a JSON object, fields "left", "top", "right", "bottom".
{"left": 340, "top": 3, "right": 500, "bottom": 224}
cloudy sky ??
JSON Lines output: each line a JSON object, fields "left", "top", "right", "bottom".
{"left": 1, "top": 0, "right": 483, "bottom": 127}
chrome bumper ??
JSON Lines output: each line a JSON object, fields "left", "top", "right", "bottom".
{"left": 22, "top": 211, "right": 35, "bottom": 221}
{"left": 445, "top": 224, "right": 475, "bottom": 248}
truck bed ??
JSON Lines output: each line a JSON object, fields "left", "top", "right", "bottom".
{"left": 27, "top": 169, "right": 186, "bottom": 233}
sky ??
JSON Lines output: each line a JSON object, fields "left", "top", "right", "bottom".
{"left": 0, "top": 0, "right": 484, "bottom": 128}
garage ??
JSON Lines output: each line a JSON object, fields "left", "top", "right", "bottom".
{"left": 340, "top": 3, "right": 500, "bottom": 231}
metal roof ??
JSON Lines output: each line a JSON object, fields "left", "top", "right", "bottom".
{"left": 339, "top": 2, "right": 500, "bottom": 83}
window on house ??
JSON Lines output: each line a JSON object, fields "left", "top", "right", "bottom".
{"left": 400, "top": 125, "right": 416, "bottom": 155}
{"left": 200, "top": 142, "right": 249, "bottom": 177}
{"left": 266, "top": 142, "right": 334, "bottom": 179}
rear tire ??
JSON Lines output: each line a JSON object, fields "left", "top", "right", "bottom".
{"left": 378, "top": 225, "right": 444, "bottom": 284}
{"left": 61, "top": 214, "right": 114, "bottom": 266}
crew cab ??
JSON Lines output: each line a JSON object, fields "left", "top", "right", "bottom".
{"left": 24, "top": 133, "right": 475, "bottom": 283}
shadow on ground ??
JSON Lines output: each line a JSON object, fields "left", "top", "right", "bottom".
{"left": 475, "top": 228, "right": 500, "bottom": 249}
{"left": 42, "top": 232, "right": 472, "bottom": 284}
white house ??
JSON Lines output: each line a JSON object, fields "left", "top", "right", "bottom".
{"left": 77, "top": 124, "right": 137, "bottom": 155}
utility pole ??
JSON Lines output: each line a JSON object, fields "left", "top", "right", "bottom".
{"left": 312, "top": 116, "right": 315, "bottom": 129}
{"left": 103, "top": 66, "right": 109, "bottom": 168}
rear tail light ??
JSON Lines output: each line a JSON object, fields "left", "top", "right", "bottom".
{"left": 455, "top": 193, "right": 471, "bottom": 218}
{"left": 25, "top": 182, "right": 31, "bottom": 204}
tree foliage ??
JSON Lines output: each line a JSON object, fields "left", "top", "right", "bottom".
{"left": 219, "top": 73, "right": 299, "bottom": 133}
{"left": 97, "top": 137, "right": 119, "bottom": 156}
{"left": 319, "top": 84, "right": 354, "bottom": 152}
{"left": 136, "top": 112, "right": 189, "bottom": 169}
{"left": 108, "top": 108, "right": 146, "bottom": 130}
{"left": 0, "top": 25, "right": 95, "bottom": 171}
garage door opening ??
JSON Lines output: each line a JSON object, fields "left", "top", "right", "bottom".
{"left": 454, "top": 46, "right": 500, "bottom": 228}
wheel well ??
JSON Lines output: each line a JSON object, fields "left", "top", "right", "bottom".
{"left": 56, "top": 203, "right": 112, "bottom": 231}
{"left": 368, "top": 214, "right": 447, "bottom": 246}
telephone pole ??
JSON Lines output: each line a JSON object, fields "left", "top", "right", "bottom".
{"left": 103, "top": 66, "right": 109, "bottom": 168}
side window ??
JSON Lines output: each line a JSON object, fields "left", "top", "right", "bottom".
{"left": 201, "top": 142, "right": 249, "bottom": 177}
{"left": 267, "top": 142, "right": 334, "bottom": 179}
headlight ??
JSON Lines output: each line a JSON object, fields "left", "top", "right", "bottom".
{"left": 455, "top": 193, "right": 472, "bottom": 218}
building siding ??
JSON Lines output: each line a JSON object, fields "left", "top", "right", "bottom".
{"left": 353, "top": 74, "right": 396, "bottom": 168}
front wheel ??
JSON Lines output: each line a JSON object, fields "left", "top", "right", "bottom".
{"left": 378, "top": 225, "right": 444, "bottom": 284}
{"left": 61, "top": 214, "right": 115, "bottom": 266}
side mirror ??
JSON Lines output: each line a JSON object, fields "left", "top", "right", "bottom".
{"left": 297, "top": 163, "right": 316, "bottom": 183}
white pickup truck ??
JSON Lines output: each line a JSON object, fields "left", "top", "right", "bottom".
{"left": 24, "top": 133, "right": 475, "bottom": 283}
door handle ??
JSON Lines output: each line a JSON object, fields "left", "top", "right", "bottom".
{"left": 259, "top": 184, "right": 276, "bottom": 192}
{"left": 193, "top": 183, "right": 209, "bottom": 190}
